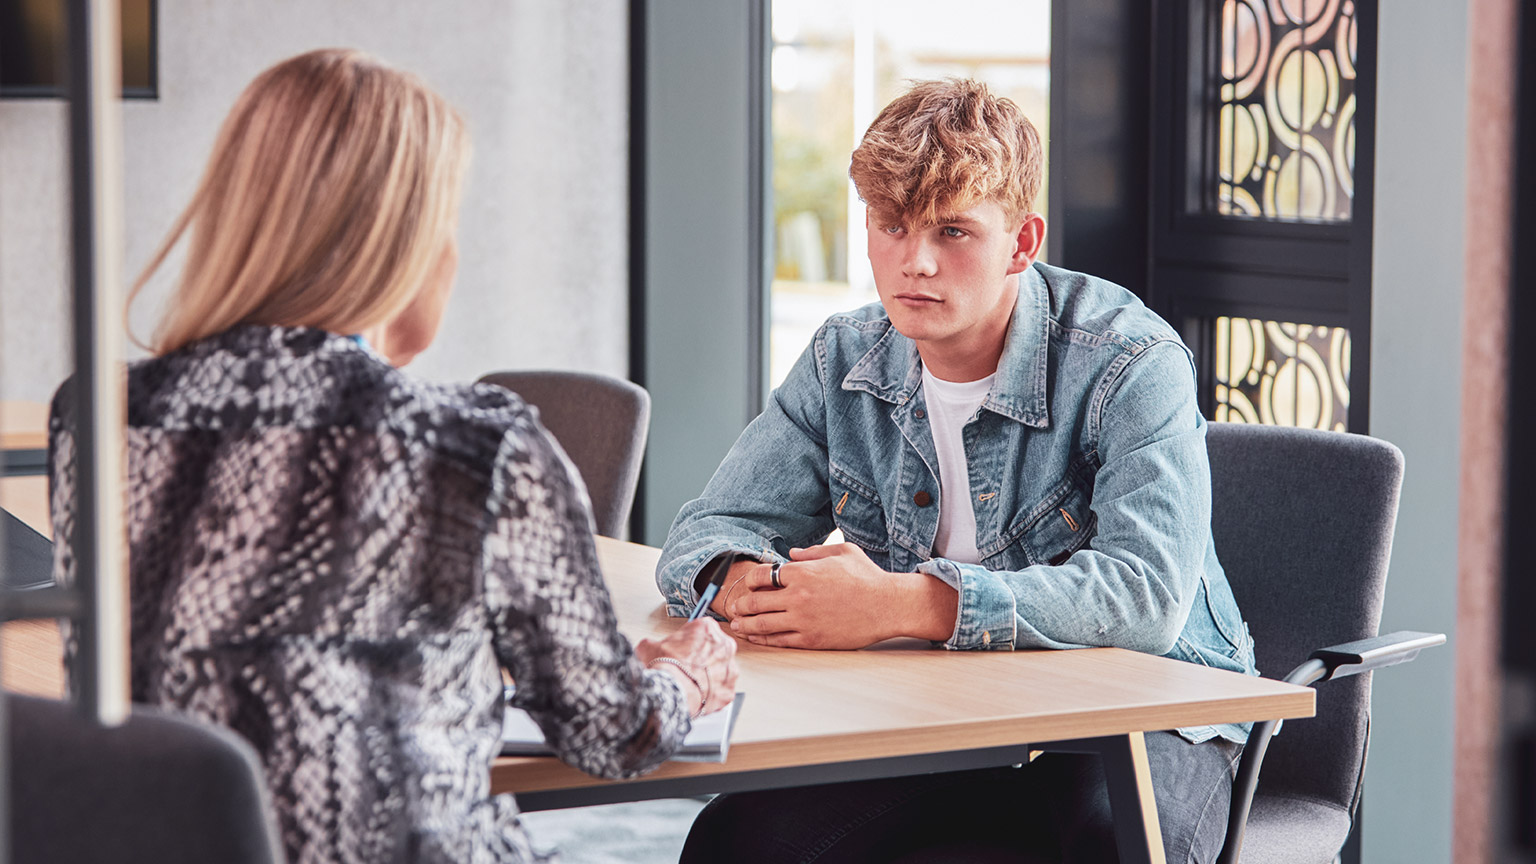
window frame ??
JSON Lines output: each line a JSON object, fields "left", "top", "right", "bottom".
{"left": 1148, "top": 0, "right": 1378, "bottom": 433}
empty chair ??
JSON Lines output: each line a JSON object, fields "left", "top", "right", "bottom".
{"left": 478, "top": 370, "right": 650, "bottom": 538}
{"left": 1204, "top": 422, "right": 1442, "bottom": 864}
{"left": 7, "top": 694, "right": 285, "bottom": 864}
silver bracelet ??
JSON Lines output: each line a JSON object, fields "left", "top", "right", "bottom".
{"left": 647, "top": 656, "right": 710, "bottom": 717}
{"left": 719, "top": 573, "right": 746, "bottom": 619}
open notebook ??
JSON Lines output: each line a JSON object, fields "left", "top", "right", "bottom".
{"left": 501, "top": 690, "right": 745, "bottom": 763}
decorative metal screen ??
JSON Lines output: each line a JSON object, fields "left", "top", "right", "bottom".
{"left": 1213, "top": 0, "right": 1358, "bottom": 221}
{"left": 1212, "top": 317, "right": 1350, "bottom": 430}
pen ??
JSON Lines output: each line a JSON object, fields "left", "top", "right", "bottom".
{"left": 687, "top": 553, "right": 737, "bottom": 621}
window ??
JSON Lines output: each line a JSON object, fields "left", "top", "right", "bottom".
{"left": 1149, "top": 0, "right": 1375, "bottom": 432}
{"left": 1211, "top": 0, "right": 1361, "bottom": 222}
{"left": 0, "top": 0, "right": 158, "bottom": 99}
{"left": 1213, "top": 316, "right": 1349, "bottom": 430}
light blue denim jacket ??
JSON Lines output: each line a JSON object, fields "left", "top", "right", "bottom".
{"left": 657, "top": 262, "right": 1258, "bottom": 744}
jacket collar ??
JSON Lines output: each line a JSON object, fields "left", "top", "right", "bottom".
{"left": 841, "top": 266, "right": 1052, "bottom": 428}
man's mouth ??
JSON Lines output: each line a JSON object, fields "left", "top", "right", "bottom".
{"left": 894, "top": 293, "right": 942, "bottom": 304}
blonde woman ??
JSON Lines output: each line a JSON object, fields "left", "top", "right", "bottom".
{"left": 47, "top": 48, "right": 736, "bottom": 864}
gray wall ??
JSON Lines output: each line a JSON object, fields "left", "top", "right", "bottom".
{"left": 1363, "top": 1, "right": 1468, "bottom": 861}
{"left": 639, "top": 0, "right": 763, "bottom": 546}
{"left": 0, "top": 0, "right": 630, "bottom": 404}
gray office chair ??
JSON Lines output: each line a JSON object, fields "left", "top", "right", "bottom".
{"left": 7, "top": 694, "right": 286, "bottom": 864}
{"left": 1205, "top": 423, "right": 1443, "bottom": 864}
{"left": 2, "top": 507, "right": 54, "bottom": 591}
{"left": 478, "top": 370, "right": 651, "bottom": 538}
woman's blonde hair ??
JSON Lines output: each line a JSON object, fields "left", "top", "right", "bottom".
{"left": 133, "top": 48, "right": 469, "bottom": 354}
{"left": 849, "top": 78, "right": 1042, "bottom": 229}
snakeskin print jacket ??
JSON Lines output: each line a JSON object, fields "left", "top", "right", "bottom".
{"left": 48, "top": 325, "right": 691, "bottom": 863}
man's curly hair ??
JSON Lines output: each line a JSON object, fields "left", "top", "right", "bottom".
{"left": 849, "top": 78, "right": 1043, "bottom": 228}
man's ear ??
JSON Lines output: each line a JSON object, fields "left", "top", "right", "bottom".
{"left": 1007, "top": 213, "right": 1048, "bottom": 275}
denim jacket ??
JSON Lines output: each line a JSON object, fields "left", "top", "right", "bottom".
{"left": 657, "top": 262, "right": 1258, "bottom": 744}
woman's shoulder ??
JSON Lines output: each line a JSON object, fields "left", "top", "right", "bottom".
{"left": 111, "top": 326, "right": 542, "bottom": 464}
{"left": 376, "top": 375, "right": 544, "bottom": 465}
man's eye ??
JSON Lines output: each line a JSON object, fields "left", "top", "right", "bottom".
{"left": 941, "top": 226, "right": 965, "bottom": 238}
{"left": 883, "top": 225, "right": 904, "bottom": 235}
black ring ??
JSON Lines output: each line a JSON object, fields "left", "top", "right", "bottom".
{"left": 770, "top": 562, "right": 783, "bottom": 589}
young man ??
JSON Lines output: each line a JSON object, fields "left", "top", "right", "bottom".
{"left": 657, "top": 79, "right": 1256, "bottom": 863}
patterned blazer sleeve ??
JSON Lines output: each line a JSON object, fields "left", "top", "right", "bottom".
{"left": 480, "top": 417, "right": 691, "bottom": 779}
{"left": 45, "top": 403, "right": 79, "bottom": 688}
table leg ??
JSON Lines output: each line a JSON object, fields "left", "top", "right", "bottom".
{"left": 1036, "top": 732, "right": 1166, "bottom": 864}
{"left": 1098, "top": 732, "right": 1166, "bottom": 864}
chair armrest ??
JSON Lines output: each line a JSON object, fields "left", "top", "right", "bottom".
{"left": 1309, "top": 630, "right": 1446, "bottom": 682}
{"left": 1216, "top": 629, "right": 1446, "bottom": 864}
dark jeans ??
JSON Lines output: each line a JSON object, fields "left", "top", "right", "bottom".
{"left": 679, "top": 731, "right": 1243, "bottom": 864}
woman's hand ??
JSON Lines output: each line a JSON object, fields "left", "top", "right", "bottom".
{"left": 636, "top": 619, "right": 740, "bottom": 716}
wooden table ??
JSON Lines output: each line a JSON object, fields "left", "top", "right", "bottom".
{"left": 1, "top": 473, "right": 49, "bottom": 538}
{"left": 0, "top": 522, "right": 1313, "bottom": 864}
{"left": 1, "top": 401, "right": 49, "bottom": 476}
{"left": 497, "top": 540, "right": 1314, "bottom": 864}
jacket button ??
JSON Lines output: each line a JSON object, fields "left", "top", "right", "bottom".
{"left": 913, "top": 491, "right": 932, "bottom": 507}
{"left": 914, "top": 408, "right": 926, "bottom": 419}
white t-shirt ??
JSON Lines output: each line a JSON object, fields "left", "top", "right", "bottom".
{"left": 920, "top": 365, "right": 995, "bottom": 565}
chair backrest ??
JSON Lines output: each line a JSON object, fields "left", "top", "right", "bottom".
{"left": 7, "top": 694, "right": 285, "bottom": 864}
{"left": 1205, "top": 422, "right": 1404, "bottom": 811}
{"left": 478, "top": 370, "right": 651, "bottom": 538}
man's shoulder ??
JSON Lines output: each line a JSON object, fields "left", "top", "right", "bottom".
{"left": 1034, "top": 263, "right": 1180, "bottom": 349}
{"left": 811, "top": 301, "right": 900, "bottom": 363}
{"left": 820, "top": 300, "right": 894, "bottom": 333}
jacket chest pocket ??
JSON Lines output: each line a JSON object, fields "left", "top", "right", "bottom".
{"left": 1019, "top": 473, "right": 1096, "bottom": 567}
{"left": 829, "top": 466, "right": 890, "bottom": 554}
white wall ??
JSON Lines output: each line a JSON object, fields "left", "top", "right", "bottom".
{"left": 0, "top": 0, "right": 630, "bottom": 403}
{"left": 1364, "top": 1, "right": 1468, "bottom": 860}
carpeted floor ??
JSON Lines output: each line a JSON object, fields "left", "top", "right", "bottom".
{"left": 520, "top": 798, "right": 707, "bottom": 863}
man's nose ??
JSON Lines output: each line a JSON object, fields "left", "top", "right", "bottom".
{"left": 901, "top": 235, "right": 937, "bottom": 278}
